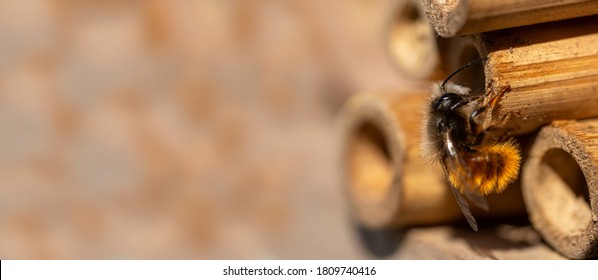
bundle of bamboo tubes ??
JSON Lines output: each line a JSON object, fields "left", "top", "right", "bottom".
{"left": 340, "top": 0, "right": 598, "bottom": 259}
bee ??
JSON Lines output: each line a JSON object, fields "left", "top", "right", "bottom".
{"left": 422, "top": 59, "right": 521, "bottom": 231}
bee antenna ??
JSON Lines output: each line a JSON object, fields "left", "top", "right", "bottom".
{"left": 441, "top": 57, "right": 487, "bottom": 90}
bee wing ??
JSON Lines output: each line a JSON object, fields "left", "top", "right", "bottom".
{"left": 445, "top": 147, "right": 490, "bottom": 211}
{"left": 440, "top": 131, "right": 487, "bottom": 231}
{"left": 462, "top": 188, "right": 489, "bottom": 211}
{"left": 449, "top": 184, "right": 478, "bottom": 231}
{"left": 441, "top": 151, "right": 488, "bottom": 231}
{"left": 461, "top": 152, "right": 491, "bottom": 211}
{"left": 441, "top": 154, "right": 478, "bottom": 231}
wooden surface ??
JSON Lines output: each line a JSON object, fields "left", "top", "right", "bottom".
{"left": 357, "top": 223, "right": 565, "bottom": 259}
{"left": 392, "top": 225, "right": 566, "bottom": 259}
{"left": 522, "top": 120, "right": 598, "bottom": 259}
{"left": 424, "top": 0, "right": 598, "bottom": 37}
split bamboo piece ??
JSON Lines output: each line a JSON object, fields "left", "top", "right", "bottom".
{"left": 423, "top": 0, "right": 598, "bottom": 38}
{"left": 522, "top": 120, "right": 598, "bottom": 259}
{"left": 445, "top": 16, "right": 598, "bottom": 137}
{"left": 340, "top": 90, "right": 525, "bottom": 229}
{"left": 388, "top": 0, "right": 447, "bottom": 80}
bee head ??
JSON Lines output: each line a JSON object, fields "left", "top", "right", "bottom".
{"left": 431, "top": 93, "right": 463, "bottom": 112}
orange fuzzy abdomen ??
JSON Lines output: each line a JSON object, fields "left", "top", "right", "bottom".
{"left": 447, "top": 140, "right": 521, "bottom": 195}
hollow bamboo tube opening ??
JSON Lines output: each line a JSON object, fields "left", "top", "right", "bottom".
{"left": 388, "top": 0, "right": 444, "bottom": 80}
{"left": 444, "top": 37, "right": 485, "bottom": 91}
{"left": 341, "top": 91, "right": 526, "bottom": 230}
{"left": 522, "top": 120, "right": 598, "bottom": 259}
{"left": 342, "top": 91, "right": 459, "bottom": 229}
{"left": 347, "top": 120, "right": 398, "bottom": 228}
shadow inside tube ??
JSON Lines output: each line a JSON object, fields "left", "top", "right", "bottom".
{"left": 542, "top": 148, "right": 590, "bottom": 206}
{"left": 455, "top": 45, "right": 485, "bottom": 92}
{"left": 354, "top": 223, "right": 405, "bottom": 258}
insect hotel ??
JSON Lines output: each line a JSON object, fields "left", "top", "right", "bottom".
{"left": 340, "top": 0, "right": 598, "bottom": 259}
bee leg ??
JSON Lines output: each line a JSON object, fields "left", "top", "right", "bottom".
{"left": 468, "top": 96, "right": 493, "bottom": 139}
{"left": 484, "top": 83, "right": 510, "bottom": 117}
{"left": 469, "top": 83, "right": 511, "bottom": 141}
{"left": 469, "top": 109, "right": 486, "bottom": 140}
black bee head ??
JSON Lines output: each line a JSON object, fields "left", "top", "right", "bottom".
{"left": 431, "top": 93, "right": 464, "bottom": 112}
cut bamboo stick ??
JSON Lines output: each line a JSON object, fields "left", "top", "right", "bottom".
{"left": 445, "top": 16, "right": 598, "bottom": 137}
{"left": 423, "top": 0, "right": 598, "bottom": 37}
{"left": 388, "top": 0, "right": 447, "bottom": 80}
{"left": 522, "top": 120, "right": 598, "bottom": 259}
{"left": 340, "top": 90, "right": 525, "bottom": 229}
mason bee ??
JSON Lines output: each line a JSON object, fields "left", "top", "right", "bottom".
{"left": 422, "top": 59, "right": 521, "bottom": 231}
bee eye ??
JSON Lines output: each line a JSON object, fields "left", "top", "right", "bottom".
{"left": 433, "top": 93, "right": 462, "bottom": 111}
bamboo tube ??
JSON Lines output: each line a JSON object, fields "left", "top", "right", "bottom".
{"left": 522, "top": 120, "right": 598, "bottom": 259}
{"left": 423, "top": 0, "right": 598, "bottom": 37}
{"left": 340, "top": 90, "right": 525, "bottom": 229}
{"left": 388, "top": 0, "right": 447, "bottom": 80}
{"left": 444, "top": 16, "right": 598, "bottom": 137}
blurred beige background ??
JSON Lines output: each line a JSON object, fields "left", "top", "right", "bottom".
{"left": 0, "top": 0, "right": 413, "bottom": 259}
